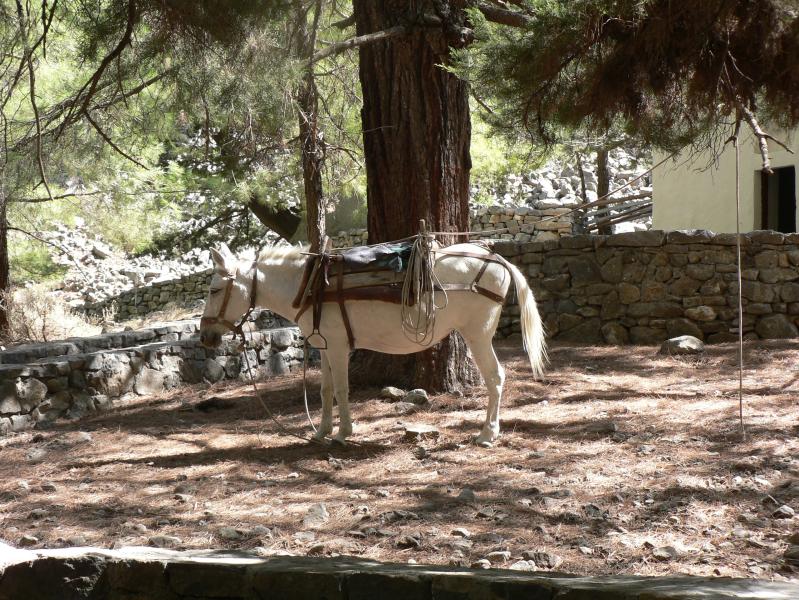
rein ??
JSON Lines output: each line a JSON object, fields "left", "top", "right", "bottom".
{"left": 199, "top": 261, "right": 260, "bottom": 348}
{"left": 199, "top": 258, "right": 340, "bottom": 446}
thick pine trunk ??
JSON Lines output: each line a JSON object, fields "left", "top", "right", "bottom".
{"left": 597, "top": 148, "right": 611, "bottom": 235}
{"left": 351, "top": 0, "right": 477, "bottom": 393}
{"left": 0, "top": 190, "right": 8, "bottom": 334}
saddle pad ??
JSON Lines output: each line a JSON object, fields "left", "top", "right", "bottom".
{"left": 340, "top": 242, "right": 413, "bottom": 273}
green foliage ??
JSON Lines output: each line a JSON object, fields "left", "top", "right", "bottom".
{"left": 462, "top": 0, "right": 799, "bottom": 151}
{"left": 9, "top": 241, "right": 66, "bottom": 284}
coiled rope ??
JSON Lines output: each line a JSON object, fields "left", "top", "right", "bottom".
{"left": 400, "top": 226, "right": 449, "bottom": 345}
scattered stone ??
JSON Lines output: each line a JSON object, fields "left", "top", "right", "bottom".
{"left": 174, "top": 494, "right": 192, "bottom": 503}
{"left": 379, "top": 510, "right": 419, "bottom": 523}
{"left": 784, "top": 545, "right": 799, "bottom": 564}
{"left": 393, "top": 402, "right": 419, "bottom": 416}
{"left": 25, "top": 448, "right": 47, "bottom": 463}
{"left": 74, "top": 431, "right": 93, "bottom": 443}
{"left": 652, "top": 545, "right": 679, "bottom": 561}
{"left": 303, "top": 503, "right": 330, "bottom": 528}
{"left": 375, "top": 489, "right": 390, "bottom": 498}
{"left": 523, "top": 551, "right": 562, "bottom": 569}
{"left": 66, "top": 535, "right": 87, "bottom": 547}
{"left": 396, "top": 532, "right": 422, "bottom": 549}
{"left": 402, "top": 389, "right": 430, "bottom": 405}
{"left": 293, "top": 531, "right": 316, "bottom": 543}
{"left": 122, "top": 522, "right": 148, "bottom": 533}
{"left": 471, "top": 559, "right": 491, "bottom": 569}
{"left": 457, "top": 488, "right": 476, "bottom": 504}
{"left": 586, "top": 420, "right": 617, "bottom": 434}
{"left": 19, "top": 535, "right": 39, "bottom": 547}
{"left": 486, "top": 550, "right": 511, "bottom": 563}
{"left": 218, "top": 527, "right": 245, "bottom": 541}
{"left": 773, "top": 505, "right": 796, "bottom": 519}
{"left": 28, "top": 508, "right": 49, "bottom": 520}
{"left": 451, "top": 527, "right": 471, "bottom": 538}
{"left": 380, "top": 387, "right": 405, "bottom": 401}
{"left": 148, "top": 535, "right": 181, "bottom": 549}
{"left": 509, "top": 560, "right": 537, "bottom": 571}
{"left": 578, "top": 546, "right": 594, "bottom": 556}
{"left": 659, "top": 335, "right": 705, "bottom": 356}
{"left": 403, "top": 424, "right": 439, "bottom": 442}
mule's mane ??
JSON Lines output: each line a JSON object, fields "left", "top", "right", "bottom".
{"left": 257, "top": 244, "right": 308, "bottom": 265}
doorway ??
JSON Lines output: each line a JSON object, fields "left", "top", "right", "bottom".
{"left": 760, "top": 166, "right": 796, "bottom": 233}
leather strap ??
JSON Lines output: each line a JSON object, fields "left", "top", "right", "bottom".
{"left": 337, "top": 260, "right": 355, "bottom": 350}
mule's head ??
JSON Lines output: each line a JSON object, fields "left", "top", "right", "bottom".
{"left": 199, "top": 243, "right": 251, "bottom": 348}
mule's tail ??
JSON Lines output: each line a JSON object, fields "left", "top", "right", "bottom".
{"left": 499, "top": 257, "right": 547, "bottom": 379}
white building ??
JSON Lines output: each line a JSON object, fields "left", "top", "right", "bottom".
{"left": 652, "top": 128, "right": 798, "bottom": 233}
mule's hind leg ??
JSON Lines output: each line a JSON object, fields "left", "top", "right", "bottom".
{"left": 312, "top": 352, "right": 334, "bottom": 441}
{"left": 461, "top": 331, "right": 506, "bottom": 446}
{"left": 325, "top": 348, "right": 352, "bottom": 444}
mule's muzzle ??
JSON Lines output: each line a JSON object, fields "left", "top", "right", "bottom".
{"left": 200, "top": 328, "right": 222, "bottom": 348}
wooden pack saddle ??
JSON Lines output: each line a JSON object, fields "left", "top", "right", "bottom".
{"left": 291, "top": 241, "right": 507, "bottom": 350}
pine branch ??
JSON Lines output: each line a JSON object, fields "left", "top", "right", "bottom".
{"left": 736, "top": 101, "right": 794, "bottom": 174}
{"left": 85, "top": 111, "right": 147, "bottom": 169}
{"left": 476, "top": 2, "right": 532, "bottom": 28}
{"left": 309, "top": 25, "right": 408, "bottom": 64}
{"left": 57, "top": 0, "right": 138, "bottom": 138}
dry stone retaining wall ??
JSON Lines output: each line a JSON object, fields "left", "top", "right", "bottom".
{"left": 0, "top": 311, "right": 305, "bottom": 435}
{"left": 83, "top": 269, "right": 213, "bottom": 319}
{"left": 496, "top": 229, "right": 799, "bottom": 343}
{"left": 330, "top": 206, "right": 575, "bottom": 248}
{"left": 80, "top": 228, "right": 799, "bottom": 347}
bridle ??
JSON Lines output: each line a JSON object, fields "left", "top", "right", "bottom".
{"left": 200, "top": 261, "right": 260, "bottom": 346}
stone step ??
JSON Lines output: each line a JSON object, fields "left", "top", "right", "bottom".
{"left": 0, "top": 547, "right": 796, "bottom": 600}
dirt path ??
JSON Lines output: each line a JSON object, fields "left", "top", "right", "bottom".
{"left": 1, "top": 340, "right": 798, "bottom": 582}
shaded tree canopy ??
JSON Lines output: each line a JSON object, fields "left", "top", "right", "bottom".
{"left": 467, "top": 0, "right": 799, "bottom": 156}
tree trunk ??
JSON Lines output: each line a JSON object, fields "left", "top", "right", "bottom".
{"left": 294, "top": 0, "right": 326, "bottom": 253}
{"left": 297, "top": 70, "right": 325, "bottom": 253}
{"left": 350, "top": 0, "right": 477, "bottom": 393}
{"left": 0, "top": 187, "right": 9, "bottom": 334}
{"left": 597, "top": 148, "right": 612, "bottom": 235}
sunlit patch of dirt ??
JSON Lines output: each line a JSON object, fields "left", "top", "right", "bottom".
{"left": 1, "top": 340, "right": 798, "bottom": 583}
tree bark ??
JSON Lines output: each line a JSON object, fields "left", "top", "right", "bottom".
{"left": 0, "top": 186, "right": 9, "bottom": 334}
{"left": 350, "top": 0, "right": 477, "bottom": 393}
{"left": 294, "top": 0, "right": 326, "bottom": 253}
{"left": 596, "top": 148, "right": 611, "bottom": 235}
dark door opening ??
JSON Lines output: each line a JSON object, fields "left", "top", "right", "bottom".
{"left": 760, "top": 166, "right": 797, "bottom": 233}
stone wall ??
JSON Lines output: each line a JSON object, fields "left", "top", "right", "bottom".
{"left": 80, "top": 228, "right": 799, "bottom": 348}
{"left": 496, "top": 229, "right": 799, "bottom": 343}
{"left": 0, "top": 311, "right": 305, "bottom": 435}
{"left": 330, "top": 206, "right": 575, "bottom": 248}
{"left": 83, "top": 269, "right": 213, "bottom": 319}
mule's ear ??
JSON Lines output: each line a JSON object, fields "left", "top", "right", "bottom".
{"left": 218, "top": 242, "right": 234, "bottom": 259}
{"left": 210, "top": 247, "right": 235, "bottom": 275}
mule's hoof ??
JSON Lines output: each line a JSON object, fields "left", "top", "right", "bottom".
{"left": 331, "top": 437, "right": 348, "bottom": 446}
{"left": 475, "top": 431, "right": 498, "bottom": 447}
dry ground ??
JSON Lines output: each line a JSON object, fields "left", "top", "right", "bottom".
{"left": 1, "top": 340, "right": 799, "bottom": 583}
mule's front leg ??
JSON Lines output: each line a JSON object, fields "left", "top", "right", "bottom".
{"left": 312, "top": 352, "right": 334, "bottom": 441}
{"left": 325, "top": 348, "right": 352, "bottom": 444}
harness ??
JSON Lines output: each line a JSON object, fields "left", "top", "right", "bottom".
{"left": 199, "top": 260, "right": 259, "bottom": 347}
{"left": 291, "top": 242, "right": 507, "bottom": 351}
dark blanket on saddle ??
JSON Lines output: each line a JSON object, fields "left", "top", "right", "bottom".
{"left": 340, "top": 242, "right": 413, "bottom": 273}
